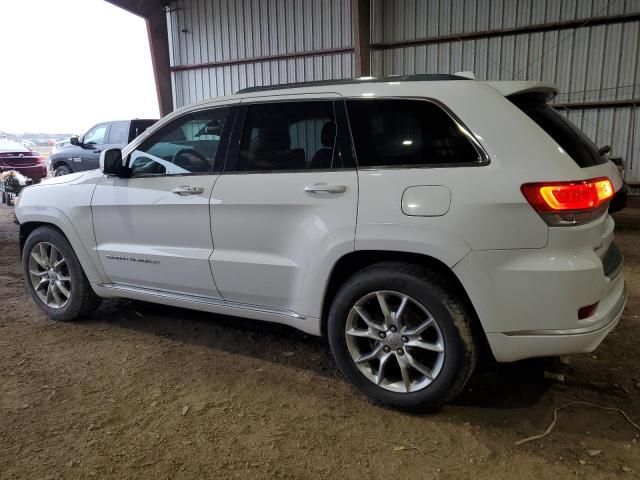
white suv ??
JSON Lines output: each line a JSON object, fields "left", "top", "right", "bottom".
{"left": 15, "top": 75, "right": 627, "bottom": 411}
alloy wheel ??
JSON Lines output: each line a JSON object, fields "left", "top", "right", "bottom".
{"left": 345, "top": 290, "right": 445, "bottom": 393}
{"left": 28, "top": 242, "right": 72, "bottom": 309}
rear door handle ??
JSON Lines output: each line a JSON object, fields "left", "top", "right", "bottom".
{"left": 304, "top": 183, "right": 347, "bottom": 194}
{"left": 172, "top": 185, "right": 204, "bottom": 196}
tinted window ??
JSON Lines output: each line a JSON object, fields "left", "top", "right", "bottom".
{"left": 128, "top": 108, "right": 229, "bottom": 176}
{"left": 346, "top": 99, "right": 480, "bottom": 167}
{"left": 131, "top": 120, "right": 156, "bottom": 139}
{"left": 510, "top": 93, "right": 607, "bottom": 167}
{"left": 83, "top": 125, "right": 108, "bottom": 145}
{"left": 235, "top": 101, "right": 337, "bottom": 171}
{"left": 108, "top": 121, "right": 129, "bottom": 144}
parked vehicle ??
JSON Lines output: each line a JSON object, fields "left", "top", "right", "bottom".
{"left": 0, "top": 141, "right": 47, "bottom": 183}
{"left": 48, "top": 119, "right": 156, "bottom": 176}
{"left": 15, "top": 75, "right": 626, "bottom": 411}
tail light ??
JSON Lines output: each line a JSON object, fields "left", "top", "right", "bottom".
{"left": 521, "top": 177, "right": 614, "bottom": 226}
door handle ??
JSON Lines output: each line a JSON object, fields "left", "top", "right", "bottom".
{"left": 172, "top": 185, "right": 204, "bottom": 196}
{"left": 304, "top": 183, "right": 347, "bottom": 194}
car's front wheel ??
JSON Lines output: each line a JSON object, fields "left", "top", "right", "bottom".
{"left": 53, "top": 164, "right": 72, "bottom": 176}
{"left": 328, "top": 262, "right": 477, "bottom": 412}
{"left": 22, "top": 226, "right": 101, "bottom": 321}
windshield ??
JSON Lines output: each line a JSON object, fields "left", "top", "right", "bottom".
{"left": 509, "top": 92, "right": 607, "bottom": 168}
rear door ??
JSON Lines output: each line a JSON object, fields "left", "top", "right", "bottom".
{"left": 209, "top": 94, "right": 358, "bottom": 314}
{"left": 92, "top": 103, "right": 236, "bottom": 297}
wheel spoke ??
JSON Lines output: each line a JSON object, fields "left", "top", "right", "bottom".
{"left": 46, "top": 283, "right": 53, "bottom": 304}
{"left": 53, "top": 258, "right": 66, "bottom": 269}
{"left": 375, "top": 352, "right": 392, "bottom": 385}
{"left": 394, "top": 295, "right": 409, "bottom": 327}
{"left": 55, "top": 280, "right": 70, "bottom": 299}
{"left": 31, "top": 251, "right": 46, "bottom": 268}
{"left": 397, "top": 355, "right": 412, "bottom": 392}
{"left": 30, "top": 269, "right": 48, "bottom": 277}
{"left": 355, "top": 345, "right": 382, "bottom": 364}
{"left": 35, "top": 277, "right": 49, "bottom": 291}
{"left": 49, "top": 247, "right": 59, "bottom": 265}
{"left": 57, "top": 275, "right": 71, "bottom": 282}
{"left": 346, "top": 328, "right": 378, "bottom": 340}
{"left": 376, "top": 292, "right": 392, "bottom": 326}
{"left": 50, "top": 283, "right": 63, "bottom": 306}
{"left": 354, "top": 306, "right": 384, "bottom": 332}
{"left": 405, "top": 352, "right": 434, "bottom": 379}
{"left": 403, "top": 318, "right": 434, "bottom": 336}
{"left": 405, "top": 338, "right": 444, "bottom": 353}
{"left": 39, "top": 243, "right": 50, "bottom": 266}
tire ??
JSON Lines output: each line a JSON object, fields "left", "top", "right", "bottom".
{"left": 1, "top": 191, "right": 6, "bottom": 204}
{"left": 327, "top": 262, "right": 478, "bottom": 412}
{"left": 7, "top": 194, "right": 13, "bottom": 207}
{"left": 22, "top": 226, "right": 101, "bottom": 321}
{"left": 53, "top": 164, "right": 72, "bottom": 176}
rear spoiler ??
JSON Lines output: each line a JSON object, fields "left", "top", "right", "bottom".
{"left": 486, "top": 81, "right": 558, "bottom": 98}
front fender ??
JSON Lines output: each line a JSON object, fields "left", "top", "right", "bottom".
{"left": 16, "top": 196, "right": 107, "bottom": 284}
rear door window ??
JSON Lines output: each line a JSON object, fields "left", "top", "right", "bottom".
{"left": 346, "top": 99, "right": 482, "bottom": 168}
{"left": 230, "top": 101, "right": 339, "bottom": 172}
{"left": 108, "top": 121, "right": 129, "bottom": 144}
{"left": 509, "top": 93, "right": 607, "bottom": 167}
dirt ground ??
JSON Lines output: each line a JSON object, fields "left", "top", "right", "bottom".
{"left": 1, "top": 202, "right": 639, "bottom": 480}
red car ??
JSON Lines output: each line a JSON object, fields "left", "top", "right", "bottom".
{"left": 0, "top": 141, "right": 47, "bottom": 183}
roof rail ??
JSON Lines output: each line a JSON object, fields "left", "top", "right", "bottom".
{"left": 236, "top": 74, "right": 468, "bottom": 94}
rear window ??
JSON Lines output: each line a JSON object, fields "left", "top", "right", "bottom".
{"left": 510, "top": 93, "right": 607, "bottom": 168}
{"left": 0, "top": 142, "right": 30, "bottom": 153}
{"left": 346, "top": 99, "right": 481, "bottom": 168}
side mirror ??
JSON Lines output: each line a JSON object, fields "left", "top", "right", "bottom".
{"left": 100, "top": 148, "right": 123, "bottom": 175}
{"left": 70, "top": 135, "right": 80, "bottom": 146}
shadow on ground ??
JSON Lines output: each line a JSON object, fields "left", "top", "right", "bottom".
{"left": 85, "top": 297, "right": 552, "bottom": 411}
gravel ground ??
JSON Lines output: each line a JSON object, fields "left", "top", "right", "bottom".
{"left": 1, "top": 202, "right": 639, "bottom": 480}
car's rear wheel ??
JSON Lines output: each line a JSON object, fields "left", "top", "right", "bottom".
{"left": 328, "top": 262, "right": 477, "bottom": 412}
{"left": 53, "top": 164, "right": 72, "bottom": 176}
{"left": 22, "top": 226, "right": 101, "bottom": 321}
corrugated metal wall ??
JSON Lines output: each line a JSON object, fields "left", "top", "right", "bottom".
{"left": 370, "top": 0, "right": 640, "bottom": 183}
{"left": 165, "top": 0, "right": 640, "bottom": 184}
{"left": 167, "top": 0, "right": 354, "bottom": 107}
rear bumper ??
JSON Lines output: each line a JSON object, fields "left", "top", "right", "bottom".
{"left": 486, "top": 279, "right": 627, "bottom": 362}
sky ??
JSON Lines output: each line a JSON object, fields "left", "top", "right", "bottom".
{"left": 0, "top": 0, "right": 160, "bottom": 135}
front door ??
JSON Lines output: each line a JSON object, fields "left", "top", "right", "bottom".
{"left": 91, "top": 103, "right": 235, "bottom": 297}
{"left": 209, "top": 95, "right": 358, "bottom": 315}
{"left": 79, "top": 123, "right": 110, "bottom": 171}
